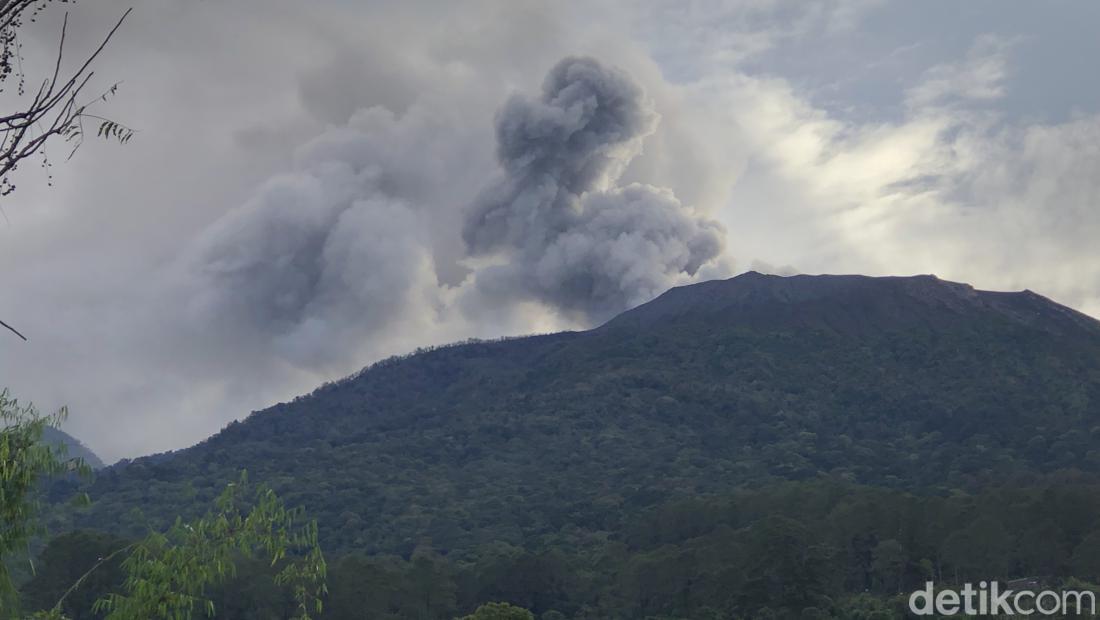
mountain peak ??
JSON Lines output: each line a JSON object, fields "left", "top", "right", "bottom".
{"left": 42, "top": 427, "right": 106, "bottom": 469}
{"left": 601, "top": 272, "right": 1098, "bottom": 337}
{"left": 74, "top": 271, "right": 1100, "bottom": 566}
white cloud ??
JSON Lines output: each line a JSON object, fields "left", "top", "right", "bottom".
{"left": 906, "top": 34, "right": 1014, "bottom": 108}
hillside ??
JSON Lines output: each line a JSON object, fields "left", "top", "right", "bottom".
{"left": 42, "top": 427, "right": 105, "bottom": 470}
{"left": 65, "top": 272, "right": 1100, "bottom": 559}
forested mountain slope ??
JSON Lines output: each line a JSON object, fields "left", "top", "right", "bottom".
{"left": 42, "top": 427, "right": 105, "bottom": 470}
{"left": 65, "top": 272, "right": 1100, "bottom": 558}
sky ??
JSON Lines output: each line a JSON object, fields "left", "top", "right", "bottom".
{"left": 2, "top": 0, "right": 1099, "bottom": 462}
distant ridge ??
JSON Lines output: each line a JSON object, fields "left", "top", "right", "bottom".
{"left": 42, "top": 427, "right": 106, "bottom": 469}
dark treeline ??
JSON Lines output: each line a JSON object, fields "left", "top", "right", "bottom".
{"left": 24, "top": 477, "right": 1100, "bottom": 619}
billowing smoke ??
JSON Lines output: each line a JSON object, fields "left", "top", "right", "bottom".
{"left": 463, "top": 57, "right": 726, "bottom": 320}
{"left": 178, "top": 57, "right": 729, "bottom": 374}
{"left": 178, "top": 108, "right": 444, "bottom": 371}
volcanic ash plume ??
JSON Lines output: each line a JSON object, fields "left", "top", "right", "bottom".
{"left": 463, "top": 57, "right": 725, "bottom": 320}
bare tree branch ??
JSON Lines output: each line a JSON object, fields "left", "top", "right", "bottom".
{"left": 0, "top": 3, "right": 132, "bottom": 196}
{"left": 0, "top": 318, "right": 27, "bottom": 341}
{"left": 0, "top": 1, "right": 132, "bottom": 340}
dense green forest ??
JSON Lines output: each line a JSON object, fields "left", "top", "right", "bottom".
{"left": 29, "top": 273, "right": 1100, "bottom": 618}
{"left": 27, "top": 479, "right": 1100, "bottom": 618}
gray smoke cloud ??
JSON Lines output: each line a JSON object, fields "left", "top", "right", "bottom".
{"left": 185, "top": 56, "right": 729, "bottom": 373}
{"left": 463, "top": 57, "right": 726, "bottom": 320}
{"left": 177, "top": 107, "right": 445, "bottom": 371}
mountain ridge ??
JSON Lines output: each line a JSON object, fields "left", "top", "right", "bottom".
{"left": 42, "top": 427, "right": 106, "bottom": 470}
{"left": 603, "top": 271, "right": 1100, "bottom": 336}
{"left": 62, "top": 272, "right": 1100, "bottom": 559}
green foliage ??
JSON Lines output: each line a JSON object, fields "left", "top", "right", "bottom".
{"left": 458, "top": 602, "right": 534, "bottom": 620}
{"left": 35, "top": 478, "right": 1094, "bottom": 619}
{"left": 19, "top": 530, "right": 129, "bottom": 620}
{"left": 93, "top": 473, "right": 326, "bottom": 620}
{"left": 0, "top": 389, "right": 89, "bottom": 611}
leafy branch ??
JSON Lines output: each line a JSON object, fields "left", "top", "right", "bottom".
{"left": 0, "top": 388, "right": 90, "bottom": 610}
{"left": 93, "top": 473, "right": 328, "bottom": 620}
